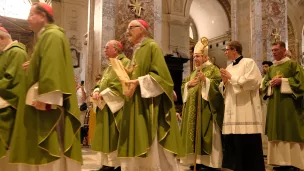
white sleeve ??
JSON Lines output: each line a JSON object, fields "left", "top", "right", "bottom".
{"left": 37, "top": 91, "right": 63, "bottom": 106}
{"left": 182, "top": 82, "right": 189, "bottom": 103}
{"left": 0, "top": 97, "right": 10, "bottom": 109}
{"left": 26, "top": 82, "right": 63, "bottom": 106}
{"left": 280, "top": 78, "right": 293, "bottom": 94}
{"left": 218, "top": 81, "right": 225, "bottom": 97}
{"left": 138, "top": 75, "right": 164, "bottom": 98}
{"left": 201, "top": 78, "right": 211, "bottom": 101}
{"left": 229, "top": 60, "right": 262, "bottom": 94}
{"left": 100, "top": 88, "right": 124, "bottom": 113}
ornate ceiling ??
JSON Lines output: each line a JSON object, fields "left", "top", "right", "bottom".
{"left": 217, "top": 0, "right": 231, "bottom": 26}
{"left": 0, "top": 16, "right": 33, "bottom": 46}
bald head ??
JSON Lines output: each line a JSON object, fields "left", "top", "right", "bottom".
{"left": 0, "top": 27, "right": 12, "bottom": 51}
{"left": 104, "top": 40, "right": 123, "bottom": 59}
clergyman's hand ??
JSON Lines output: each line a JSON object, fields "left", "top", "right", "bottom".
{"left": 22, "top": 61, "right": 30, "bottom": 71}
{"left": 220, "top": 68, "right": 230, "bottom": 83}
{"left": 270, "top": 78, "right": 282, "bottom": 87}
{"left": 187, "top": 78, "right": 199, "bottom": 88}
{"left": 197, "top": 72, "right": 206, "bottom": 82}
{"left": 123, "top": 79, "right": 139, "bottom": 98}
{"left": 92, "top": 91, "right": 100, "bottom": 100}
{"left": 32, "top": 100, "right": 47, "bottom": 111}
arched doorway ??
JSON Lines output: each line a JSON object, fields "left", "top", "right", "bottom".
{"left": 186, "top": 0, "right": 231, "bottom": 69}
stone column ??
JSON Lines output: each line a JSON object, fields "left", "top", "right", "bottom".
{"left": 85, "top": 0, "right": 115, "bottom": 91}
{"left": 230, "top": 0, "right": 264, "bottom": 68}
{"left": 231, "top": 0, "right": 238, "bottom": 40}
{"left": 250, "top": 0, "right": 263, "bottom": 67}
{"left": 154, "top": 0, "right": 162, "bottom": 46}
{"left": 85, "top": 0, "right": 95, "bottom": 90}
{"left": 262, "top": 0, "right": 288, "bottom": 61}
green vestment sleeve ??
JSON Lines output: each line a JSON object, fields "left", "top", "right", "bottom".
{"left": 262, "top": 60, "right": 304, "bottom": 142}
{"left": 0, "top": 42, "right": 27, "bottom": 158}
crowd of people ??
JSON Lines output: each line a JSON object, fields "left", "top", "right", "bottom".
{"left": 0, "top": 2, "right": 304, "bottom": 171}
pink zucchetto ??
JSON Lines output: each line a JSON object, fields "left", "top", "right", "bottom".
{"left": 0, "top": 27, "right": 9, "bottom": 34}
{"left": 38, "top": 2, "right": 54, "bottom": 18}
{"left": 136, "top": 19, "right": 149, "bottom": 30}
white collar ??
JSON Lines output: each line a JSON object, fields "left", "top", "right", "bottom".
{"left": 133, "top": 37, "right": 147, "bottom": 50}
{"left": 37, "top": 27, "right": 46, "bottom": 38}
{"left": 273, "top": 57, "right": 290, "bottom": 66}
{"left": 3, "top": 40, "right": 18, "bottom": 52}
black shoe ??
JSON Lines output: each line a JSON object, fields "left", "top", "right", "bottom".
{"left": 273, "top": 166, "right": 300, "bottom": 171}
{"left": 199, "top": 165, "right": 219, "bottom": 171}
{"left": 97, "top": 166, "right": 115, "bottom": 171}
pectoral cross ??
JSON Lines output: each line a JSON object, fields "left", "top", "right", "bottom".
{"left": 274, "top": 71, "right": 283, "bottom": 78}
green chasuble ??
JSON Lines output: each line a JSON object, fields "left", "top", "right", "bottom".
{"left": 262, "top": 59, "right": 304, "bottom": 143}
{"left": 117, "top": 38, "right": 184, "bottom": 158}
{"left": 9, "top": 24, "right": 82, "bottom": 165}
{"left": 91, "top": 54, "right": 130, "bottom": 154}
{"left": 181, "top": 63, "right": 224, "bottom": 155}
{"left": 0, "top": 42, "right": 28, "bottom": 158}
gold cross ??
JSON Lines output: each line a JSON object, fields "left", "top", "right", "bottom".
{"left": 128, "top": 0, "right": 144, "bottom": 17}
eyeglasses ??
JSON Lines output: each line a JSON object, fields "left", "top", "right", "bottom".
{"left": 224, "top": 49, "right": 232, "bottom": 52}
{"left": 127, "top": 26, "right": 141, "bottom": 31}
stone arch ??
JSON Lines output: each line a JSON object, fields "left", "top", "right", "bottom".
{"left": 184, "top": 0, "right": 231, "bottom": 26}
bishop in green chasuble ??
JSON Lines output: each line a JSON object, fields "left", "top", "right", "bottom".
{"left": 9, "top": 3, "right": 82, "bottom": 171}
{"left": 180, "top": 38, "right": 224, "bottom": 169}
{"left": 117, "top": 20, "right": 184, "bottom": 171}
{"left": 0, "top": 27, "right": 28, "bottom": 170}
{"left": 91, "top": 40, "right": 130, "bottom": 169}
{"left": 262, "top": 42, "right": 304, "bottom": 170}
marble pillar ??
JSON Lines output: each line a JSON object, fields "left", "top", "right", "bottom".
{"left": 230, "top": 0, "right": 251, "bottom": 59}
{"left": 231, "top": 0, "right": 238, "bottom": 40}
{"left": 262, "top": 0, "right": 288, "bottom": 61}
{"left": 250, "top": 0, "right": 263, "bottom": 67}
{"left": 85, "top": 0, "right": 115, "bottom": 90}
{"left": 85, "top": 0, "right": 95, "bottom": 91}
{"left": 52, "top": 0, "right": 88, "bottom": 82}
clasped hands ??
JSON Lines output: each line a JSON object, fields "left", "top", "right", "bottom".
{"left": 269, "top": 78, "right": 282, "bottom": 87}
{"left": 220, "top": 68, "right": 231, "bottom": 84}
{"left": 92, "top": 91, "right": 103, "bottom": 101}
{"left": 32, "top": 100, "right": 48, "bottom": 111}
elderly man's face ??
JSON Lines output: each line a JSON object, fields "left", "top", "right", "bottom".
{"left": 104, "top": 42, "right": 117, "bottom": 59}
{"left": 193, "top": 54, "right": 208, "bottom": 67}
{"left": 0, "top": 35, "right": 8, "bottom": 51}
{"left": 126, "top": 21, "right": 144, "bottom": 44}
